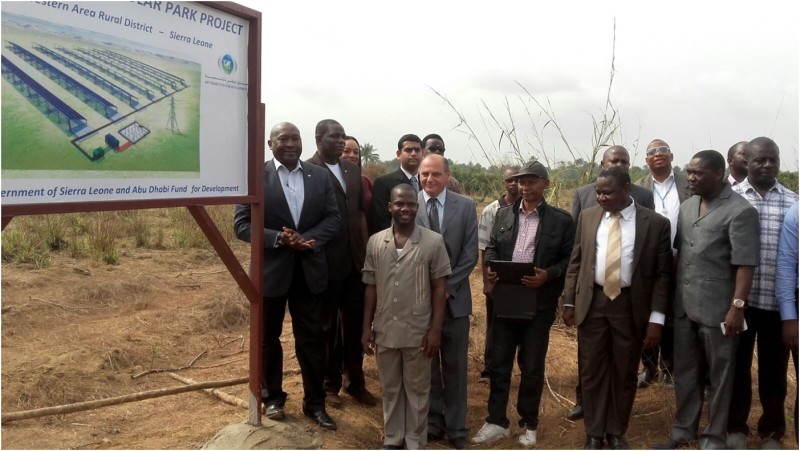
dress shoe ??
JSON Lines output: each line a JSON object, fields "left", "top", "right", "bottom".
{"left": 428, "top": 430, "right": 445, "bottom": 442}
{"left": 302, "top": 408, "right": 337, "bottom": 430}
{"left": 345, "top": 387, "right": 377, "bottom": 406}
{"left": 584, "top": 435, "right": 603, "bottom": 449}
{"left": 652, "top": 438, "right": 691, "bottom": 449}
{"left": 567, "top": 404, "right": 584, "bottom": 421}
{"left": 637, "top": 369, "right": 657, "bottom": 389}
{"left": 450, "top": 437, "right": 469, "bottom": 449}
{"left": 606, "top": 434, "right": 630, "bottom": 450}
{"left": 264, "top": 403, "right": 285, "bottom": 420}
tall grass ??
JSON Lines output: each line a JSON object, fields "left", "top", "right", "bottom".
{"left": 1, "top": 205, "right": 239, "bottom": 265}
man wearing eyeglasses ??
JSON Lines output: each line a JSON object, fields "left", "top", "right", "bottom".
{"left": 373, "top": 134, "right": 424, "bottom": 231}
{"left": 422, "top": 134, "right": 463, "bottom": 194}
{"left": 634, "top": 139, "right": 691, "bottom": 390}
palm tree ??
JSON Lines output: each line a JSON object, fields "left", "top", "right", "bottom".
{"left": 360, "top": 143, "right": 381, "bottom": 167}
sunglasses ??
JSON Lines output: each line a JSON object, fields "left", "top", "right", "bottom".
{"left": 427, "top": 144, "right": 445, "bottom": 153}
{"left": 646, "top": 146, "right": 671, "bottom": 157}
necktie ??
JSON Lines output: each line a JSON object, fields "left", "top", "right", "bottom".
{"left": 428, "top": 198, "right": 440, "bottom": 233}
{"left": 604, "top": 211, "right": 621, "bottom": 300}
{"left": 410, "top": 176, "right": 419, "bottom": 192}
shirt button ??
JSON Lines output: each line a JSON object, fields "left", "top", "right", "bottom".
{"left": 395, "top": 281, "right": 399, "bottom": 286}
{"left": 393, "top": 298, "right": 398, "bottom": 303}
{"left": 393, "top": 316, "right": 397, "bottom": 320}
{"left": 396, "top": 263, "right": 400, "bottom": 267}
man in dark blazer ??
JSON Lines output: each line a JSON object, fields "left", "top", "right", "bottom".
{"left": 415, "top": 154, "right": 478, "bottom": 450}
{"left": 306, "top": 119, "right": 376, "bottom": 408}
{"left": 372, "top": 134, "right": 423, "bottom": 231}
{"left": 567, "top": 145, "right": 655, "bottom": 421}
{"left": 563, "top": 166, "right": 673, "bottom": 449}
{"left": 233, "top": 122, "right": 341, "bottom": 430}
{"left": 633, "top": 139, "right": 691, "bottom": 388}
{"left": 571, "top": 146, "right": 656, "bottom": 219}
{"left": 473, "top": 161, "right": 575, "bottom": 448}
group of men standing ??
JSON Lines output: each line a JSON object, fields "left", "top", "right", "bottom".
{"left": 235, "top": 122, "right": 798, "bottom": 450}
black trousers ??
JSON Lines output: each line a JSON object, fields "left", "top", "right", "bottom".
{"left": 728, "top": 307, "right": 789, "bottom": 439}
{"left": 262, "top": 262, "right": 327, "bottom": 411}
{"left": 486, "top": 308, "right": 556, "bottom": 431}
{"left": 323, "top": 269, "right": 367, "bottom": 394}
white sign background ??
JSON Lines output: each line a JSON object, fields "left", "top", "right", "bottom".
{"left": 1, "top": 1, "right": 250, "bottom": 205}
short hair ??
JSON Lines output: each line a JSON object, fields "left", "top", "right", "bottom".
{"left": 727, "top": 141, "right": 748, "bottom": 159}
{"left": 747, "top": 136, "right": 778, "bottom": 157}
{"left": 692, "top": 150, "right": 726, "bottom": 172}
{"left": 597, "top": 165, "right": 631, "bottom": 187}
{"left": 314, "top": 119, "right": 340, "bottom": 141}
{"left": 390, "top": 183, "right": 416, "bottom": 201}
{"left": 421, "top": 153, "right": 450, "bottom": 173}
{"left": 422, "top": 133, "right": 444, "bottom": 146}
{"left": 647, "top": 139, "right": 669, "bottom": 149}
{"left": 345, "top": 135, "right": 360, "bottom": 147}
{"left": 397, "top": 133, "right": 421, "bottom": 150}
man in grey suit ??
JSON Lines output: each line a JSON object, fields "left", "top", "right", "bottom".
{"left": 567, "top": 145, "right": 655, "bottom": 421}
{"left": 415, "top": 154, "right": 478, "bottom": 450}
{"left": 233, "top": 122, "right": 341, "bottom": 430}
{"left": 373, "top": 134, "right": 423, "bottom": 231}
{"left": 653, "top": 150, "right": 759, "bottom": 449}
{"left": 633, "top": 139, "right": 692, "bottom": 388}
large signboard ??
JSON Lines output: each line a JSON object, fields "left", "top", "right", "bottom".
{"left": 1, "top": 1, "right": 252, "bottom": 208}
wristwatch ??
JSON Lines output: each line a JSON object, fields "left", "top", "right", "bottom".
{"left": 275, "top": 231, "right": 285, "bottom": 248}
{"left": 732, "top": 298, "right": 746, "bottom": 309}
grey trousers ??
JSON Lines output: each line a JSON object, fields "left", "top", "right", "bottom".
{"left": 671, "top": 316, "right": 739, "bottom": 449}
{"left": 428, "top": 314, "right": 470, "bottom": 439}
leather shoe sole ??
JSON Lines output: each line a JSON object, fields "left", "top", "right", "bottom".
{"left": 264, "top": 403, "right": 285, "bottom": 421}
{"left": 584, "top": 436, "right": 604, "bottom": 450}
{"left": 606, "top": 434, "right": 630, "bottom": 450}
{"left": 302, "top": 408, "right": 337, "bottom": 430}
{"left": 450, "top": 437, "right": 469, "bottom": 450}
{"left": 567, "top": 405, "right": 584, "bottom": 421}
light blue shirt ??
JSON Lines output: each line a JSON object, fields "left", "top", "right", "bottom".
{"left": 776, "top": 201, "right": 798, "bottom": 321}
{"left": 275, "top": 159, "right": 305, "bottom": 227}
{"left": 422, "top": 189, "right": 446, "bottom": 228}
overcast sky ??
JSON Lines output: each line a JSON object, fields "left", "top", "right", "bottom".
{"left": 242, "top": 0, "right": 799, "bottom": 171}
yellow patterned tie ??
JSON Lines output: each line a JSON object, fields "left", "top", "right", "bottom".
{"left": 604, "top": 212, "right": 621, "bottom": 300}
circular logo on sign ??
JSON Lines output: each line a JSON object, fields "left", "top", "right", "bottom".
{"left": 219, "top": 54, "right": 237, "bottom": 75}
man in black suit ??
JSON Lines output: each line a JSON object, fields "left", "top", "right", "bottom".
{"left": 306, "top": 119, "right": 376, "bottom": 408}
{"left": 372, "top": 134, "right": 422, "bottom": 231}
{"left": 233, "top": 122, "right": 341, "bottom": 430}
{"left": 567, "top": 145, "right": 655, "bottom": 421}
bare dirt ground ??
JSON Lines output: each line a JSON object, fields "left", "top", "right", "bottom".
{"left": 1, "top": 241, "right": 796, "bottom": 449}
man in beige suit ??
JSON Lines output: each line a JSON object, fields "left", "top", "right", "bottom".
{"left": 563, "top": 166, "right": 673, "bottom": 449}
{"left": 362, "top": 184, "right": 452, "bottom": 450}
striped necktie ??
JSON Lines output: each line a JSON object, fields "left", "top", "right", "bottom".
{"left": 603, "top": 211, "right": 622, "bottom": 300}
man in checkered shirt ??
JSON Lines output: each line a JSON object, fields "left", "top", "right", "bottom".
{"left": 727, "top": 137, "right": 799, "bottom": 449}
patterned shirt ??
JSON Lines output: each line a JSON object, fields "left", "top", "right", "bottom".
{"left": 733, "top": 179, "right": 798, "bottom": 311}
{"left": 511, "top": 202, "right": 540, "bottom": 262}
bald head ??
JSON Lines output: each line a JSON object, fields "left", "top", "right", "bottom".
{"left": 727, "top": 141, "right": 748, "bottom": 182}
{"left": 601, "top": 145, "right": 631, "bottom": 170}
{"left": 268, "top": 122, "right": 302, "bottom": 169}
{"left": 419, "top": 154, "right": 450, "bottom": 197}
{"left": 390, "top": 183, "right": 417, "bottom": 202}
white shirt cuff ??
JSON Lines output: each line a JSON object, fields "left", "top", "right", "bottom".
{"left": 649, "top": 311, "right": 665, "bottom": 325}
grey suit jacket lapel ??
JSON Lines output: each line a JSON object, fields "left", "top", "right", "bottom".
{"left": 441, "top": 190, "right": 457, "bottom": 235}
{"left": 416, "top": 191, "right": 431, "bottom": 229}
